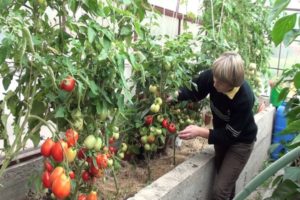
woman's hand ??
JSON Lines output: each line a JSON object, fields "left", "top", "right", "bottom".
{"left": 178, "top": 125, "right": 209, "bottom": 140}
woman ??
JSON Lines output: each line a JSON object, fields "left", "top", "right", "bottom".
{"left": 176, "top": 52, "right": 257, "bottom": 200}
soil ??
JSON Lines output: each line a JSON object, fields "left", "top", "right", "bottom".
{"left": 25, "top": 137, "right": 207, "bottom": 200}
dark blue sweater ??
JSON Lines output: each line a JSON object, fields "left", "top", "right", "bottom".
{"left": 178, "top": 69, "right": 257, "bottom": 145}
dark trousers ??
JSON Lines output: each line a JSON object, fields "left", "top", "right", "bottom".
{"left": 212, "top": 142, "right": 254, "bottom": 200}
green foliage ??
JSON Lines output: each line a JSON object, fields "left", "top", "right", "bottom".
{"left": 262, "top": 0, "right": 300, "bottom": 198}
{"left": 199, "top": 0, "right": 272, "bottom": 99}
{"left": 0, "top": 0, "right": 150, "bottom": 180}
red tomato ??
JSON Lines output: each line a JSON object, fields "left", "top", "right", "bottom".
{"left": 41, "top": 138, "right": 55, "bottom": 157}
{"left": 109, "top": 137, "right": 115, "bottom": 145}
{"left": 168, "top": 123, "right": 177, "bottom": 133}
{"left": 60, "top": 76, "right": 76, "bottom": 92}
{"left": 77, "top": 148, "right": 87, "bottom": 160}
{"left": 51, "top": 140, "right": 68, "bottom": 163}
{"left": 82, "top": 170, "right": 90, "bottom": 182}
{"left": 87, "top": 191, "right": 97, "bottom": 200}
{"left": 78, "top": 194, "right": 87, "bottom": 200}
{"left": 69, "top": 171, "right": 75, "bottom": 179}
{"left": 42, "top": 171, "right": 51, "bottom": 188}
{"left": 50, "top": 166, "right": 65, "bottom": 185}
{"left": 65, "top": 129, "right": 79, "bottom": 147}
{"left": 96, "top": 154, "right": 108, "bottom": 169}
{"left": 52, "top": 173, "right": 71, "bottom": 199}
{"left": 144, "top": 115, "right": 153, "bottom": 125}
{"left": 109, "top": 146, "right": 117, "bottom": 155}
{"left": 162, "top": 119, "right": 169, "bottom": 128}
{"left": 89, "top": 163, "right": 100, "bottom": 177}
{"left": 44, "top": 160, "right": 53, "bottom": 172}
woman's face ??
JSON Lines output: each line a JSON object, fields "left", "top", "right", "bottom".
{"left": 213, "top": 77, "right": 234, "bottom": 93}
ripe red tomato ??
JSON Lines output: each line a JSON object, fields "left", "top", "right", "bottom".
{"left": 82, "top": 170, "right": 90, "bottom": 181}
{"left": 89, "top": 163, "right": 100, "bottom": 177}
{"left": 96, "top": 154, "right": 108, "bottom": 169}
{"left": 44, "top": 160, "right": 53, "bottom": 172}
{"left": 50, "top": 166, "right": 65, "bottom": 185}
{"left": 77, "top": 148, "right": 87, "bottom": 160}
{"left": 51, "top": 140, "right": 68, "bottom": 163}
{"left": 168, "top": 123, "right": 177, "bottom": 133}
{"left": 162, "top": 119, "right": 169, "bottom": 128}
{"left": 109, "top": 137, "right": 115, "bottom": 145}
{"left": 41, "top": 138, "right": 55, "bottom": 157}
{"left": 65, "top": 129, "right": 79, "bottom": 147}
{"left": 42, "top": 171, "right": 51, "bottom": 188}
{"left": 78, "top": 194, "right": 87, "bottom": 200}
{"left": 87, "top": 191, "right": 97, "bottom": 200}
{"left": 52, "top": 173, "right": 71, "bottom": 199}
{"left": 60, "top": 76, "right": 76, "bottom": 92}
{"left": 108, "top": 146, "right": 117, "bottom": 155}
{"left": 69, "top": 171, "right": 75, "bottom": 179}
{"left": 144, "top": 115, "right": 153, "bottom": 125}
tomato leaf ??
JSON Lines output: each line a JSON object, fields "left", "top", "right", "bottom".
{"left": 270, "top": 179, "right": 300, "bottom": 199}
{"left": 0, "top": 0, "right": 12, "bottom": 11}
{"left": 5, "top": 91, "right": 19, "bottom": 116}
{"left": 283, "top": 29, "right": 300, "bottom": 47}
{"left": 29, "top": 132, "right": 41, "bottom": 147}
{"left": 271, "top": 14, "right": 297, "bottom": 46}
{"left": 2, "top": 73, "right": 12, "bottom": 90}
{"left": 278, "top": 87, "right": 289, "bottom": 102}
{"left": 55, "top": 106, "right": 66, "bottom": 118}
{"left": 68, "top": 0, "right": 79, "bottom": 13}
{"left": 0, "top": 45, "right": 8, "bottom": 65}
{"left": 101, "top": 36, "right": 111, "bottom": 51}
{"left": 281, "top": 119, "right": 300, "bottom": 134}
{"left": 87, "top": 26, "right": 96, "bottom": 44}
{"left": 283, "top": 167, "right": 300, "bottom": 182}
{"left": 89, "top": 80, "right": 99, "bottom": 95}
{"left": 294, "top": 72, "right": 300, "bottom": 89}
{"left": 268, "top": 0, "right": 291, "bottom": 22}
{"left": 120, "top": 26, "right": 132, "bottom": 36}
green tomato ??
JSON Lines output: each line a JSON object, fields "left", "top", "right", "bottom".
{"left": 113, "top": 132, "right": 120, "bottom": 140}
{"left": 149, "top": 85, "right": 158, "bottom": 93}
{"left": 94, "top": 137, "right": 103, "bottom": 151}
{"left": 120, "top": 143, "right": 128, "bottom": 152}
{"left": 154, "top": 97, "right": 163, "bottom": 105}
{"left": 113, "top": 126, "right": 119, "bottom": 132}
{"left": 141, "top": 135, "right": 148, "bottom": 144}
{"left": 150, "top": 104, "right": 160, "bottom": 113}
{"left": 144, "top": 143, "right": 151, "bottom": 151}
{"left": 84, "top": 135, "right": 96, "bottom": 149}
{"left": 155, "top": 128, "right": 162, "bottom": 135}
{"left": 73, "top": 118, "right": 84, "bottom": 131}
{"left": 157, "top": 115, "right": 164, "bottom": 122}
{"left": 107, "top": 159, "right": 114, "bottom": 167}
{"left": 117, "top": 152, "right": 125, "bottom": 159}
{"left": 164, "top": 61, "right": 172, "bottom": 71}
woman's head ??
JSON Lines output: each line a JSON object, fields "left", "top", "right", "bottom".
{"left": 212, "top": 51, "right": 245, "bottom": 92}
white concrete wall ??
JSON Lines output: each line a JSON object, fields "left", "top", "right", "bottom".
{"left": 129, "top": 105, "right": 276, "bottom": 200}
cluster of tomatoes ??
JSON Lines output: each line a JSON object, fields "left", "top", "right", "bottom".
{"left": 40, "top": 127, "right": 128, "bottom": 200}
{"left": 140, "top": 114, "right": 177, "bottom": 152}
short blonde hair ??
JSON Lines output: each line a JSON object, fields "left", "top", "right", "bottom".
{"left": 212, "top": 51, "right": 244, "bottom": 87}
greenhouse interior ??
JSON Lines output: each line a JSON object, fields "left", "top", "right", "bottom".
{"left": 0, "top": 0, "right": 300, "bottom": 200}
